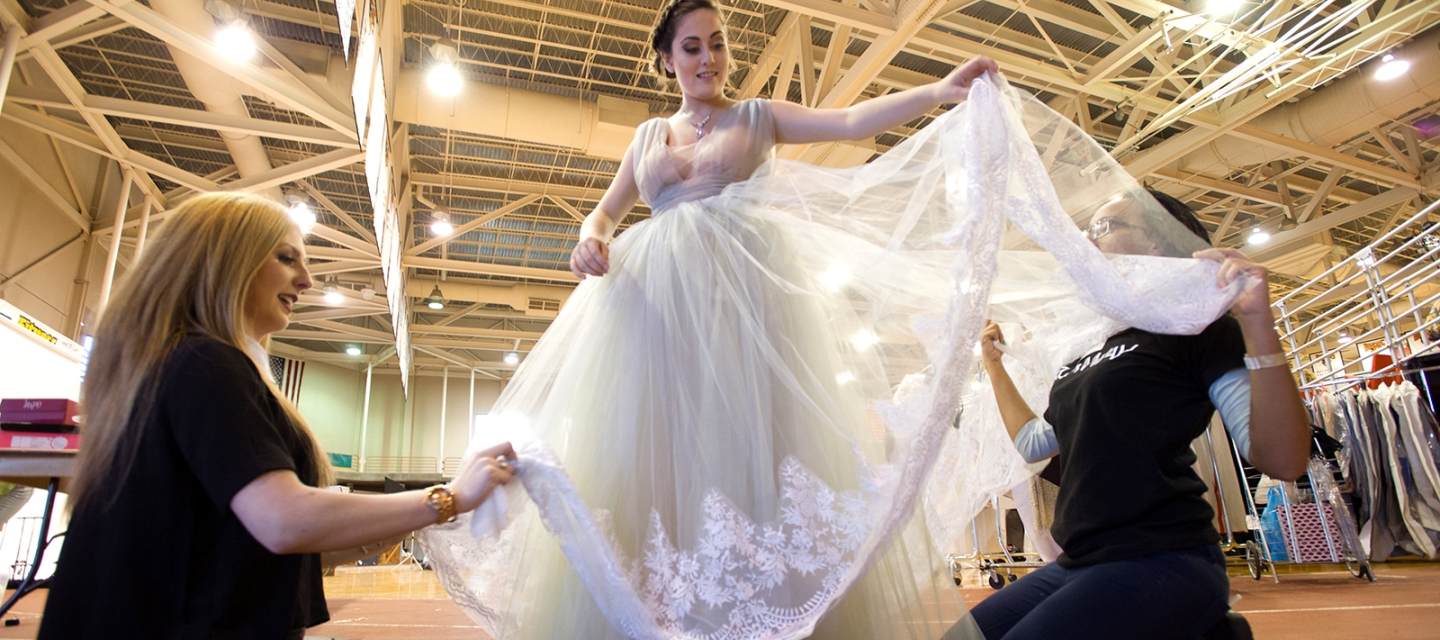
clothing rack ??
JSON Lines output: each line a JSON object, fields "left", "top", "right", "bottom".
{"left": 1275, "top": 197, "right": 1440, "bottom": 392}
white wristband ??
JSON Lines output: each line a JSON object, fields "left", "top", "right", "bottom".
{"left": 1243, "top": 353, "right": 1288, "bottom": 370}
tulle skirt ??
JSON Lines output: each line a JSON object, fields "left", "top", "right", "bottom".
{"left": 419, "top": 77, "right": 1242, "bottom": 640}
{"left": 423, "top": 184, "right": 964, "bottom": 638}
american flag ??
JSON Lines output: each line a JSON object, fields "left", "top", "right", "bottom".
{"left": 269, "top": 356, "right": 306, "bottom": 405}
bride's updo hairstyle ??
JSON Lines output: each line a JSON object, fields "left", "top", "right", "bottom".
{"left": 649, "top": 0, "right": 726, "bottom": 82}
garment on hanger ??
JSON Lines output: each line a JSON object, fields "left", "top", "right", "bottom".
{"left": 1318, "top": 382, "right": 1440, "bottom": 560}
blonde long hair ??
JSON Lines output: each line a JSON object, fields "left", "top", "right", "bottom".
{"left": 70, "top": 192, "right": 332, "bottom": 515}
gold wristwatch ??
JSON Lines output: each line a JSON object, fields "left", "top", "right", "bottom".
{"left": 424, "top": 485, "right": 458, "bottom": 523}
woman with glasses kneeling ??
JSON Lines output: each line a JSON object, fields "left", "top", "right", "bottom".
{"left": 946, "top": 190, "right": 1311, "bottom": 640}
{"left": 39, "top": 192, "right": 514, "bottom": 640}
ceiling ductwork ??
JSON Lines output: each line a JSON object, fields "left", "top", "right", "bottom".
{"left": 151, "top": 0, "right": 279, "bottom": 199}
{"left": 394, "top": 70, "right": 647, "bottom": 160}
{"left": 1176, "top": 28, "right": 1440, "bottom": 178}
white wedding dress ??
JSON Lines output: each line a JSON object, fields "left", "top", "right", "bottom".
{"left": 420, "top": 76, "right": 1244, "bottom": 640}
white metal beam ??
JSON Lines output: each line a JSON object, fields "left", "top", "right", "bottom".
{"left": 406, "top": 194, "right": 544, "bottom": 256}
{"left": 88, "top": 0, "right": 358, "bottom": 138}
{"left": 404, "top": 255, "right": 580, "bottom": 283}
{"left": 225, "top": 148, "right": 364, "bottom": 193}
{"left": 0, "top": 137, "right": 89, "bottom": 231}
{"left": 297, "top": 178, "right": 377, "bottom": 245}
{"left": 1247, "top": 187, "right": 1419, "bottom": 261}
{"left": 4, "top": 84, "right": 356, "bottom": 147}
{"left": 26, "top": 42, "right": 177, "bottom": 199}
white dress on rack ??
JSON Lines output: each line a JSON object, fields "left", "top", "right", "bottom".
{"left": 420, "top": 77, "right": 1244, "bottom": 640}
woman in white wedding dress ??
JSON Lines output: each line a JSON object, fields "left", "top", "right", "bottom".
{"left": 421, "top": 1, "right": 1249, "bottom": 638}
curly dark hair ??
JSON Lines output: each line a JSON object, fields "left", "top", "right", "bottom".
{"left": 649, "top": 0, "right": 722, "bottom": 80}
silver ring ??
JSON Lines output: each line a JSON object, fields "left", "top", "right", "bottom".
{"left": 496, "top": 457, "right": 511, "bottom": 471}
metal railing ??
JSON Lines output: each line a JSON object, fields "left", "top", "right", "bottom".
{"left": 1273, "top": 198, "right": 1440, "bottom": 391}
{"left": 442, "top": 457, "right": 465, "bottom": 475}
{"left": 362, "top": 456, "right": 438, "bottom": 474}
{"left": 0, "top": 516, "right": 42, "bottom": 585}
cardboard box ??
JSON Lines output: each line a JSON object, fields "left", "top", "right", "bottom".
{"left": 0, "top": 431, "right": 81, "bottom": 451}
{"left": 0, "top": 399, "right": 80, "bottom": 425}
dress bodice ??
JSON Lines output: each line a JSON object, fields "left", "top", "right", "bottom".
{"left": 629, "top": 99, "right": 775, "bottom": 213}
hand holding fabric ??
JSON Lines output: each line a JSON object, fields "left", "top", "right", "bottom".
{"left": 1193, "top": 248, "right": 1269, "bottom": 319}
{"left": 934, "top": 57, "right": 1000, "bottom": 104}
{"left": 449, "top": 441, "right": 516, "bottom": 513}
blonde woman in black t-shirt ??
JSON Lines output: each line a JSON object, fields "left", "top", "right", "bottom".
{"left": 41, "top": 192, "right": 515, "bottom": 640}
{"left": 943, "top": 191, "right": 1311, "bottom": 640}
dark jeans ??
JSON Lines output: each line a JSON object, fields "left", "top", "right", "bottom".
{"left": 944, "top": 544, "right": 1230, "bottom": 640}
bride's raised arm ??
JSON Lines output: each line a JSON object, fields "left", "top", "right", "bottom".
{"left": 770, "top": 56, "right": 998, "bottom": 146}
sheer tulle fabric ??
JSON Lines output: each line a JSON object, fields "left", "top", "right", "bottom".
{"left": 420, "top": 77, "right": 1242, "bottom": 640}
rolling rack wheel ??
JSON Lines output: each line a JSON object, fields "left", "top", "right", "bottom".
{"left": 987, "top": 571, "right": 1006, "bottom": 590}
{"left": 1244, "top": 540, "right": 1264, "bottom": 580}
{"left": 1347, "top": 556, "right": 1377, "bottom": 582}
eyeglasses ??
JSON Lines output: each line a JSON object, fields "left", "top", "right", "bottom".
{"left": 1085, "top": 217, "right": 1145, "bottom": 241}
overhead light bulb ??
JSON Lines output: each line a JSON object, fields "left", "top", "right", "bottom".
{"left": 1338, "top": 333, "right": 1353, "bottom": 344}
{"left": 345, "top": 345, "right": 362, "bottom": 356}
{"left": 322, "top": 278, "right": 344, "bottom": 305}
{"left": 287, "top": 200, "right": 316, "bottom": 234}
{"left": 503, "top": 351, "right": 520, "bottom": 365}
{"left": 431, "top": 211, "right": 453, "bottom": 236}
{"left": 215, "top": 23, "right": 256, "bottom": 61}
{"left": 427, "top": 64, "right": 462, "bottom": 97}
{"left": 1247, "top": 228, "right": 1270, "bottom": 245}
{"left": 427, "top": 285, "right": 446, "bottom": 310}
{"left": 1375, "top": 53, "right": 1410, "bottom": 81}
{"left": 427, "top": 38, "right": 463, "bottom": 97}
{"left": 835, "top": 371, "right": 855, "bottom": 385}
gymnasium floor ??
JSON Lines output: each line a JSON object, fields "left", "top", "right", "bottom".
{"left": 0, "top": 560, "right": 1435, "bottom": 638}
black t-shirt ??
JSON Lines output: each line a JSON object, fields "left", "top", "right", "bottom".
{"left": 41, "top": 336, "right": 329, "bottom": 640}
{"left": 1041, "top": 316, "right": 1245, "bottom": 568}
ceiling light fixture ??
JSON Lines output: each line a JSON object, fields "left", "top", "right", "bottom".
{"left": 323, "top": 278, "right": 344, "bottom": 305}
{"left": 503, "top": 351, "right": 520, "bottom": 365}
{"left": 431, "top": 209, "right": 454, "bottom": 236}
{"left": 214, "top": 22, "right": 256, "bottom": 61}
{"left": 1338, "top": 332, "right": 1353, "bottom": 344}
{"left": 1247, "top": 227, "right": 1270, "bottom": 246}
{"left": 427, "top": 285, "right": 446, "bottom": 310}
{"left": 345, "top": 345, "right": 362, "bottom": 356}
{"left": 1375, "top": 53, "right": 1410, "bottom": 81}
{"left": 284, "top": 192, "right": 316, "bottom": 234}
{"left": 205, "top": 0, "right": 256, "bottom": 62}
{"left": 427, "top": 38, "right": 463, "bottom": 97}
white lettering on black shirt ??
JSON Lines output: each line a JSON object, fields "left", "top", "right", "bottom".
{"left": 1055, "top": 343, "right": 1139, "bottom": 379}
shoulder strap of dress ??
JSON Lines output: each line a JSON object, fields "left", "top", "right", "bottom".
{"left": 740, "top": 99, "right": 777, "bottom": 150}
